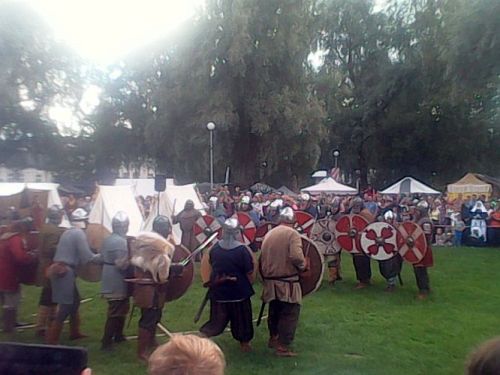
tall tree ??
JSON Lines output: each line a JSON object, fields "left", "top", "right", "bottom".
{"left": 146, "top": 0, "right": 326, "bottom": 186}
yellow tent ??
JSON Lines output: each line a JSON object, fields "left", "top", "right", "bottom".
{"left": 447, "top": 173, "right": 492, "bottom": 200}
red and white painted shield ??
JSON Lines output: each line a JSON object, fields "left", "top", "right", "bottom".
{"left": 192, "top": 215, "right": 222, "bottom": 245}
{"left": 254, "top": 222, "right": 277, "bottom": 250}
{"left": 311, "top": 218, "right": 341, "bottom": 256}
{"left": 335, "top": 214, "right": 369, "bottom": 254}
{"left": 232, "top": 212, "right": 257, "bottom": 246}
{"left": 397, "top": 222, "right": 428, "bottom": 264}
{"left": 360, "top": 222, "right": 401, "bottom": 261}
{"left": 294, "top": 211, "right": 315, "bottom": 237}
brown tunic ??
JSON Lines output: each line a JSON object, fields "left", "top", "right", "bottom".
{"left": 260, "top": 225, "right": 306, "bottom": 304}
{"left": 173, "top": 209, "right": 202, "bottom": 251}
{"left": 36, "top": 223, "right": 64, "bottom": 287}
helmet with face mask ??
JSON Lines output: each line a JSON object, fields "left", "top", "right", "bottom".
{"left": 112, "top": 211, "right": 130, "bottom": 237}
{"left": 152, "top": 215, "right": 172, "bottom": 239}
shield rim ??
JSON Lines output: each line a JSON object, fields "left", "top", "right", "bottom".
{"left": 164, "top": 244, "right": 194, "bottom": 302}
{"left": 300, "top": 235, "right": 324, "bottom": 297}
{"left": 294, "top": 210, "right": 315, "bottom": 237}
{"left": 311, "top": 218, "right": 341, "bottom": 256}
{"left": 397, "top": 221, "right": 428, "bottom": 264}
{"left": 193, "top": 215, "right": 222, "bottom": 245}
{"left": 334, "top": 214, "right": 369, "bottom": 254}
{"left": 232, "top": 211, "right": 257, "bottom": 245}
{"left": 359, "top": 222, "right": 400, "bottom": 261}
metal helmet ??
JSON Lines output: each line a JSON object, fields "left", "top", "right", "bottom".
{"left": 270, "top": 199, "right": 284, "bottom": 209}
{"left": 300, "top": 193, "right": 310, "bottom": 202}
{"left": 152, "top": 215, "right": 172, "bottom": 238}
{"left": 112, "top": 211, "right": 129, "bottom": 236}
{"left": 279, "top": 206, "right": 296, "bottom": 224}
{"left": 350, "top": 197, "right": 364, "bottom": 214}
{"left": 71, "top": 208, "right": 89, "bottom": 222}
{"left": 47, "top": 205, "right": 63, "bottom": 225}
{"left": 383, "top": 210, "right": 394, "bottom": 221}
{"left": 184, "top": 200, "right": 195, "bottom": 210}
{"left": 220, "top": 218, "right": 242, "bottom": 249}
{"left": 240, "top": 196, "right": 251, "bottom": 205}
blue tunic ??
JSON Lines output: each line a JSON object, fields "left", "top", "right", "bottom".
{"left": 209, "top": 244, "right": 254, "bottom": 302}
{"left": 51, "top": 228, "right": 97, "bottom": 305}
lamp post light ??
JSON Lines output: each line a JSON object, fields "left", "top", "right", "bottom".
{"left": 207, "top": 122, "right": 216, "bottom": 190}
{"left": 332, "top": 149, "right": 340, "bottom": 168}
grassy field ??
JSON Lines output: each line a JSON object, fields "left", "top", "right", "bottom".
{"left": 2, "top": 246, "right": 500, "bottom": 375}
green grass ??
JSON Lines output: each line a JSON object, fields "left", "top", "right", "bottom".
{"left": 3, "top": 246, "right": 500, "bottom": 375}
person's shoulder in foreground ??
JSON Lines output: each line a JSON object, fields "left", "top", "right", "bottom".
{"left": 148, "top": 334, "right": 226, "bottom": 375}
{"left": 466, "top": 336, "right": 500, "bottom": 375}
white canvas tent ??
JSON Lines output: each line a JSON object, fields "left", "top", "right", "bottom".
{"left": 0, "top": 182, "right": 70, "bottom": 227}
{"left": 380, "top": 176, "right": 440, "bottom": 195}
{"left": 87, "top": 185, "right": 144, "bottom": 249}
{"left": 301, "top": 178, "right": 357, "bottom": 195}
{"left": 143, "top": 184, "right": 205, "bottom": 244}
{"left": 115, "top": 178, "right": 175, "bottom": 197}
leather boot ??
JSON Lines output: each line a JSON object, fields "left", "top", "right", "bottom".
{"left": 328, "top": 267, "right": 338, "bottom": 284}
{"left": 268, "top": 335, "right": 279, "bottom": 349}
{"left": 275, "top": 344, "right": 298, "bottom": 357}
{"left": 240, "top": 342, "right": 252, "bottom": 353}
{"left": 46, "top": 321, "right": 64, "bottom": 345}
{"left": 101, "top": 317, "right": 116, "bottom": 351}
{"left": 2, "top": 308, "right": 17, "bottom": 334}
{"left": 114, "top": 316, "right": 127, "bottom": 343}
{"left": 69, "top": 312, "right": 88, "bottom": 340}
{"left": 35, "top": 306, "right": 50, "bottom": 337}
{"left": 137, "top": 328, "right": 153, "bottom": 362}
{"left": 150, "top": 327, "right": 158, "bottom": 351}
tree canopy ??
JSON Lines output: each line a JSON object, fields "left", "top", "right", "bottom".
{"left": 0, "top": 0, "right": 498, "bottom": 189}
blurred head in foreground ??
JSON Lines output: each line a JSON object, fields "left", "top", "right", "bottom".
{"left": 467, "top": 337, "right": 500, "bottom": 375}
{"left": 148, "top": 334, "right": 225, "bottom": 375}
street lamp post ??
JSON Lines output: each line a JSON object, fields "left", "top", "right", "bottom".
{"left": 332, "top": 149, "right": 340, "bottom": 168}
{"left": 207, "top": 122, "right": 216, "bottom": 190}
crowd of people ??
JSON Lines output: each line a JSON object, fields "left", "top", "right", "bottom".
{"left": 201, "top": 185, "right": 500, "bottom": 246}
{"left": 0, "top": 182, "right": 499, "bottom": 374}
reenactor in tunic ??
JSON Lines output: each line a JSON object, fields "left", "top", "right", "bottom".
{"left": 100, "top": 211, "right": 131, "bottom": 350}
{"left": 413, "top": 205, "right": 434, "bottom": 299}
{"left": 34, "top": 205, "right": 65, "bottom": 338}
{"left": 260, "top": 207, "right": 308, "bottom": 357}
{"left": 200, "top": 218, "right": 255, "bottom": 352}
{"left": 46, "top": 208, "right": 101, "bottom": 344}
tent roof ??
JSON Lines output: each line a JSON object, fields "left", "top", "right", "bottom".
{"left": 447, "top": 173, "right": 492, "bottom": 194}
{"left": 277, "top": 185, "right": 297, "bottom": 196}
{"left": 142, "top": 183, "right": 205, "bottom": 245}
{"left": 380, "top": 176, "right": 440, "bottom": 195}
{"left": 311, "top": 170, "right": 328, "bottom": 178}
{"left": 249, "top": 182, "right": 276, "bottom": 194}
{"left": 115, "top": 178, "right": 174, "bottom": 197}
{"left": 301, "top": 178, "right": 357, "bottom": 195}
{"left": 0, "top": 183, "right": 70, "bottom": 227}
{"left": 88, "top": 185, "right": 144, "bottom": 237}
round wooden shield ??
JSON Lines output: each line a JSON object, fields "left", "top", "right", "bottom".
{"left": 311, "top": 218, "right": 341, "bottom": 256}
{"left": 335, "top": 214, "right": 369, "bottom": 254}
{"left": 300, "top": 236, "right": 324, "bottom": 297}
{"left": 232, "top": 212, "right": 257, "bottom": 245}
{"left": 164, "top": 244, "right": 194, "bottom": 302}
{"left": 254, "top": 222, "right": 276, "bottom": 250}
{"left": 360, "top": 222, "right": 401, "bottom": 261}
{"left": 200, "top": 244, "right": 258, "bottom": 285}
{"left": 397, "top": 221, "right": 428, "bottom": 264}
{"left": 193, "top": 215, "right": 222, "bottom": 245}
{"left": 294, "top": 211, "right": 315, "bottom": 237}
